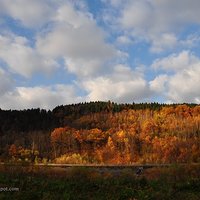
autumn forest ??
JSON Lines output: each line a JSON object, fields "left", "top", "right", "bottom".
{"left": 1, "top": 101, "right": 200, "bottom": 164}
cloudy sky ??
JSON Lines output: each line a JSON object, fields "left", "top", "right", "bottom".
{"left": 0, "top": 0, "right": 200, "bottom": 110}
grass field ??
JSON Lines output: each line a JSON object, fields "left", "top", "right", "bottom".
{"left": 0, "top": 164, "right": 200, "bottom": 200}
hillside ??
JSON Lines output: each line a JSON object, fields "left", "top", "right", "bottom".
{"left": 0, "top": 101, "right": 200, "bottom": 164}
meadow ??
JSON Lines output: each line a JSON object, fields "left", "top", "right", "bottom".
{"left": 0, "top": 164, "right": 200, "bottom": 200}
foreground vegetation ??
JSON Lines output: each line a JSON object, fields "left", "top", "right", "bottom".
{"left": 0, "top": 164, "right": 200, "bottom": 200}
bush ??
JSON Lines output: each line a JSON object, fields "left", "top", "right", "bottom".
{"left": 55, "top": 153, "right": 87, "bottom": 164}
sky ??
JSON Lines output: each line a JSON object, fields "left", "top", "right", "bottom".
{"left": 0, "top": 0, "right": 200, "bottom": 110}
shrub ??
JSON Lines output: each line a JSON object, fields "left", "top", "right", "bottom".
{"left": 55, "top": 153, "right": 87, "bottom": 164}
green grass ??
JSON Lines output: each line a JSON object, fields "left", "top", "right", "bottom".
{"left": 0, "top": 166, "right": 200, "bottom": 200}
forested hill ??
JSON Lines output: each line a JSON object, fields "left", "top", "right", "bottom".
{"left": 0, "top": 101, "right": 197, "bottom": 133}
{"left": 1, "top": 101, "right": 200, "bottom": 164}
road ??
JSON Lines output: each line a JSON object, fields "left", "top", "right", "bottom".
{"left": 1, "top": 162, "right": 198, "bottom": 169}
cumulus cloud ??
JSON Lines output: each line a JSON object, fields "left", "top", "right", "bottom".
{"left": 149, "top": 74, "right": 168, "bottom": 94}
{"left": 0, "top": 34, "right": 58, "bottom": 78}
{"left": 116, "top": 35, "right": 133, "bottom": 45}
{"left": 111, "top": 0, "right": 200, "bottom": 52}
{"left": 167, "top": 67, "right": 200, "bottom": 103}
{"left": 82, "top": 65, "right": 151, "bottom": 103}
{"left": 151, "top": 51, "right": 200, "bottom": 103}
{"left": 0, "top": 67, "right": 13, "bottom": 95}
{"left": 0, "top": 84, "right": 83, "bottom": 110}
{"left": 150, "top": 33, "right": 178, "bottom": 53}
{"left": 152, "top": 51, "right": 199, "bottom": 71}
{"left": 36, "top": 3, "right": 117, "bottom": 77}
{"left": 180, "top": 33, "right": 200, "bottom": 49}
{"left": 101, "top": 0, "right": 124, "bottom": 7}
{"left": 120, "top": 1, "right": 153, "bottom": 31}
{"left": 0, "top": 0, "right": 56, "bottom": 27}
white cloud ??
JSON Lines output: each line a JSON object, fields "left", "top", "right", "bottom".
{"left": 82, "top": 65, "right": 151, "bottom": 103}
{"left": 180, "top": 33, "right": 200, "bottom": 48}
{"left": 0, "top": 84, "right": 82, "bottom": 110}
{"left": 152, "top": 51, "right": 199, "bottom": 71}
{"left": 101, "top": 0, "right": 124, "bottom": 7}
{"left": 116, "top": 0, "right": 200, "bottom": 52}
{"left": 0, "top": 0, "right": 56, "bottom": 27}
{"left": 150, "top": 33, "right": 178, "bottom": 53}
{"left": 151, "top": 51, "right": 200, "bottom": 103}
{"left": 0, "top": 34, "right": 58, "bottom": 78}
{"left": 64, "top": 58, "right": 104, "bottom": 77}
{"left": 116, "top": 35, "right": 133, "bottom": 45}
{"left": 149, "top": 74, "right": 168, "bottom": 94}
{"left": 0, "top": 67, "right": 13, "bottom": 95}
{"left": 120, "top": 1, "right": 153, "bottom": 31}
{"left": 36, "top": 3, "right": 117, "bottom": 77}
{"left": 167, "top": 65, "right": 200, "bottom": 103}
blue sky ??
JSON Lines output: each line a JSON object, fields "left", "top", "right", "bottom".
{"left": 0, "top": 0, "right": 200, "bottom": 109}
